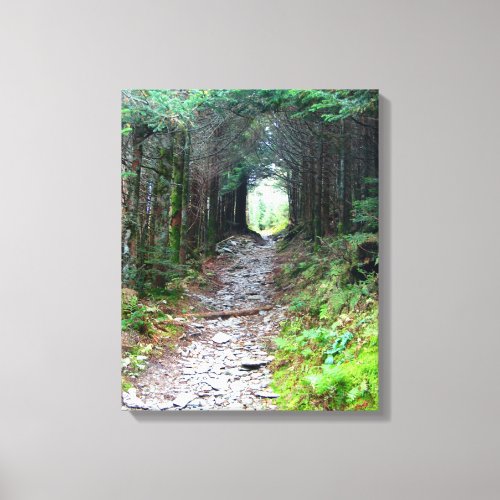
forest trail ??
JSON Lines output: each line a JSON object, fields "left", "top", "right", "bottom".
{"left": 123, "top": 236, "right": 286, "bottom": 411}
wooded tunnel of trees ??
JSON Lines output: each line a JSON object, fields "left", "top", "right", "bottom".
{"left": 121, "top": 90, "right": 378, "bottom": 293}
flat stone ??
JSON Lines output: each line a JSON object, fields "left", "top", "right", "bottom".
{"left": 226, "top": 404, "right": 244, "bottom": 410}
{"left": 158, "top": 402, "right": 174, "bottom": 410}
{"left": 123, "top": 396, "right": 146, "bottom": 409}
{"left": 230, "top": 380, "right": 246, "bottom": 392}
{"left": 196, "top": 364, "right": 211, "bottom": 374}
{"left": 205, "top": 379, "right": 228, "bottom": 391}
{"left": 255, "top": 391, "right": 279, "bottom": 399}
{"left": 212, "top": 333, "right": 231, "bottom": 344}
{"left": 191, "top": 323, "right": 204, "bottom": 328}
{"left": 172, "top": 393, "right": 197, "bottom": 408}
{"left": 122, "top": 389, "right": 148, "bottom": 409}
{"left": 241, "top": 358, "right": 268, "bottom": 369}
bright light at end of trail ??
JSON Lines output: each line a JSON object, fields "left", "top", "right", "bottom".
{"left": 247, "top": 179, "right": 289, "bottom": 236}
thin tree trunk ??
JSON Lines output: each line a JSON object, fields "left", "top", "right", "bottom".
{"left": 169, "top": 129, "right": 185, "bottom": 263}
{"left": 179, "top": 129, "right": 191, "bottom": 264}
{"left": 235, "top": 176, "right": 248, "bottom": 231}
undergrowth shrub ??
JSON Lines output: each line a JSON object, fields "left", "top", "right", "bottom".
{"left": 121, "top": 288, "right": 183, "bottom": 391}
{"left": 272, "top": 232, "right": 379, "bottom": 411}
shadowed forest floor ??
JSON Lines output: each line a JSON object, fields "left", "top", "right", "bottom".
{"left": 123, "top": 236, "right": 286, "bottom": 411}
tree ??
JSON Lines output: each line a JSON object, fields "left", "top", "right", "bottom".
{"left": 121, "top": 89, "right": 378, "bottom": 293}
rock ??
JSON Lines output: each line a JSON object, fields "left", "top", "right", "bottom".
{"left": 212, "top": 333, "right": 231, "bottom": 344}
{"left": 218, "top": 247, "right": 233, "bottom": 254}
{"left": 230, "top": 380, "right": 246, "bottom": 392}
{"left": 158, "top": 402, "right": 174, "bottom": 410}
{"left": 255, "top": 391, "right": 279, "bottom": 399}
{"left": 191, "top": 323, "right": 204, "bottom": 328}
{"left": 241, "top": 358, "right": 268, "bottom": 369}
{"left": 226, "top": 403, "right": 244, "bottom": 410}
{"left": 122, "top": 389, "right": 147, "bottom": 409}
{"left": 172, "top": 393, "right": 197, "bottom": 408}
{"left": 247, "top": 295, "right": 265, "bottom": 301}
{"left": 210, "top": 364, "right": 225, "bottom": 372}
{"left": 196, "top": 364, "right": 211, "bottom": 374}
{"left": 205, "top": 379, "right": 228, "bottom": 391}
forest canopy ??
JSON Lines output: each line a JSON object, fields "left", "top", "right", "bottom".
{"left": 121, "top": 89, "right": 379, "bottom": 412}
{"left": 121, "top": 89, "right": 378, "bottom": 293}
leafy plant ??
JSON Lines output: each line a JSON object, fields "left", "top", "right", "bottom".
{"left": 324, "top": 331, "right": 353, "bottom": 365}
{"left": 122, "top": 344, "right": 153, "bottom": 377}
{"left": 271, "top": 232, "right": 379, "bottom": 411}
{"left": 121, "top": 295, "right": 149, "bottom": 333}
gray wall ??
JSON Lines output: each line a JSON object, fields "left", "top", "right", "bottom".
{"left": 1, "top": 1, "right": 499, "bottom": 498}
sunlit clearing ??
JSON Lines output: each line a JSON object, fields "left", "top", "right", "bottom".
{"left": 248, "top": 179, "right": 289, "bottom": 236}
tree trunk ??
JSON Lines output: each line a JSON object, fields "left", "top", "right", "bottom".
{"left": 179, "top": 129, "right": 191, "bottom": 264}
{"left": 169, "top": 129, "right": 185, "bottom": 263}
{"left": 207, "top": 172, "right": 218, "bottom": 255}
{"left": 235, "top": 176, "right": 248, "bottom": 231}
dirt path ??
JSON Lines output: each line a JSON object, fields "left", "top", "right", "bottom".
{"left": 123, "top": 236, "right": 285, "bottom": 411}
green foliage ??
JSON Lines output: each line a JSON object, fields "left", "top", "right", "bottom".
{"left": 352, "top": 178, "right": 379, "bottom": 232}
{"left": 122, "top": 89, "right": 211, "bottom": 134}
{"left": 248, "top": 179, "right": 289, "bottom": 234}
{"left": 324, "top": 331, "right": 353, "bottom": 365}
{"left": 121, "top": 379, "right": 133, "bottom": 392}
{"left": 272, "top": 233, "right": 379, "bottom": 411}
{"left": 121, "top": 171, "right": 137, "bottom": 179}
{"left": 122, "top": 343, "right": 153, "bottom": 378}
{"left": 221, "top": 163, "right": 248, "bottom": 195}
{"left": 306, "top": 336, "right": 378, "bottom": 409}
{"left": 273, "top": 306, "right": 378, "bottom": 411}
{"left": 145, "top": 283, "right": 183, "bottom": 302}
{"left": 121, "top": 295, "right": 149, "bottom": 333}
{"left": 266, "top": 89, "right": 378, "bottom": 123}
{"left": 352, "top": 198, "right": 378, "bottom": 231}
{"left": 142, "top": 245, "right": 184, "bottom": 289}
{"left": 121, "top": 292, "right": 176, "bottom": 334}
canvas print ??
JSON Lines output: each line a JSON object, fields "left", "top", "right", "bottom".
{"left": 121, "top": 90, "right": 379, "bottom": 411}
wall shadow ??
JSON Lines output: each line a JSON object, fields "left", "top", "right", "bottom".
{"left": 130, "top": 95, "right": 391, "bottom": 424}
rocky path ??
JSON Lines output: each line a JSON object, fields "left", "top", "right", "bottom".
{"left": 123, "top": 235, "right": 285, "bottom": 411}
